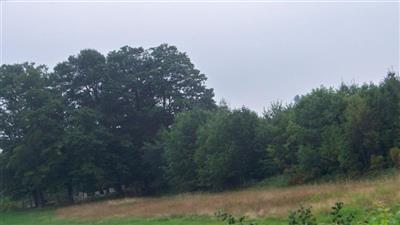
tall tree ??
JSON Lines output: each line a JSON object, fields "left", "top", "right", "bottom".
{"left": 149, "top": 44, "right": 215, "bottom": 117}
{"left": 0, "top": 63, "right": 64, "bottom": 207}
{"left": 293, "top": 87, "right": 347, "bottom": 178}
{"left": 163, "top": 109, "right": 211, "bottom": 192}
{"left": 195, "top": 107, "right": 264, "bottom": 190}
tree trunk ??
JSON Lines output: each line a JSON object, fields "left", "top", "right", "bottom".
{"left": 32, "top": 191, "right": 39, "bottom": 208}
{"left": 39, "top": 191, "right": 45, "bottom": 207}
{"left": 66, "top": 184, "right": 74, "bottom": 204}
{"left": 32, "top": 189, "right": 44, "bottom": 208}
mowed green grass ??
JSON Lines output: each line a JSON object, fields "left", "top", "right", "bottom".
{"left": 0, "top": 209, "right": 289, "bottom": 225}
{"left": 0, "top": 209, "right": 219, "bottom": 225}
{"left": 0, "top": 208, "right": 374, "bottom": 225}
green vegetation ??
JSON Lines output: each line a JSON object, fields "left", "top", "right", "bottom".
{"left": 1, "top": 200, "right": 399, "bottom": 225}
{"left": 0, "top": 171, "right": 397, "bottom": 225}
{"left": 0, "top": 45, "right": 215, "bottom": 206}
{"left": 216, "top": 202, "right": 400, "bottom": 225}
{"left": 1, "top": 44, "right": 400, "bottom": 209}
{"left": 157, "top": 72, "right": 400, "bottom": 192}
{"left": 0, "top": 210, "right": 220, "bottom": 225}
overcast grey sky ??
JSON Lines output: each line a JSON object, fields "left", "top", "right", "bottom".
{"left": 2, "top": 1, "right": 399, "bottom": 113}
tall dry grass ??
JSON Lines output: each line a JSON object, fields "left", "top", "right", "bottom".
{"left": 56, "top": 174, "right": 400, "bottom": 220}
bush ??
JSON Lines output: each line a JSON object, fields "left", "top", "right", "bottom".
{"left": 370, "top": 155, "right": 386, "bottom": 170}
{"left": 0, "top": 196, "right": 19, "bottom": 211}
{"left": 215, "top": 210, "right": 257, "bottom": 225}
{"left": 288, "top": 205, "right": 317, "bottom": 225}
{"left": 389, "top": 147, "right": 400, "bottom": 168}
{"left": 215, "top": 202, "right": 400, "bottom": 225}
{"left": 195, "top": 108, "right": 265, "bottom": 190}
{"left": 330, "top": 202, "right": 354, "bottom": 225}
{"left": 362, "top": 202, "right": 400, "bottom": 225}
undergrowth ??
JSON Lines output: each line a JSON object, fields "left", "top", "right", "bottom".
{"left": 216, "top": 202, "right": 400, "bottom": 225}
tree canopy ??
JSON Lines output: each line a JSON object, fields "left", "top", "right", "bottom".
{"left": 1, "top": 44, "right": 399, "bottom": 207}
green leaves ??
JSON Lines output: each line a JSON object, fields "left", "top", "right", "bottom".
{"left": 1, "top": 46, "right": 400, "bottom": 207}
{"left": 194, "top": 107, "right": 264, "bottom": 190}
{"left": 288, "top": 205, "right": 317, "bottom": 225}
{"left": 215, "top": 210, "right": 258, "bottom": 225}
{"left": 362, "top": 202, "right": 400, "bottom": 225}
{"left": 163, "top": 109, "right": 210, "bottom": 192}
{"left": 0, "top": 44, "right": 216, "bottom": 204}
{"left": 0, "top": 63, "right": 65, "bottom": 206}
{"left": 330, "top": 202, "right": 354, "bottom": 225}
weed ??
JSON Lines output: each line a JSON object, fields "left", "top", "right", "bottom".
{"left": 215, "top": 210, "right": 259, "bottom": 225}
{"left": 288, "top": 205, "right": 317, "bottom": 225}
{"left": 330, "top": 202, "right": 354, "bottom": 225}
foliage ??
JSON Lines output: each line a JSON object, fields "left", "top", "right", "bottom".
{"left": 1, "top": 44, "right": 400, "bottom": 206}
{"left": 215, "top": 210, "right": 258, "bottom": 225}
{"left": 0, "top": 196, "right": 19, "bottom": 211}
{"left": 215, "top": 202, "right": 400, "bottom": 225}
{"left": 288, "top": 205, "right": 317, "bottom": 225}
{"left": 163, "top": 109, "right": 211, "bottom": 191}
{"left": 362, "top": 202, "right": 400, "bottom": 225}
{"left": 0, "top": 45, "right": 215, "bottom": 205}
{"left": 195, "top": 108, "right": 266, "bottom": 190}
{"left": 389, "top": 147, "right": 400, "bottom": 168}
{"left": 369, "top": 155, "right": 386, "bottom": 171}
{"left": 330, "top": 202, "right": 354, "bottom": 225}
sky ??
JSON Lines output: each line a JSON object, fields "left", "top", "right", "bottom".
{"left": 1, "top": 1, "right": 399, "bottom": 114}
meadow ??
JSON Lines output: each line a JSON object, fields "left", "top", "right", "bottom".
{"left": 2, "top": 51, "right": 400, "bottom": 225}
{"left": 1, "top": 172, "right": 399, "bottom": 225}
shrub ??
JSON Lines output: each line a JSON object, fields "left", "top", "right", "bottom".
{"left": 288, "top": 205, "right": 317, "bottom": 225}
{"left": 362, "top": 202, "right": 400, "bottom": 225}
{"left": 288, "top": 202, "right": 354, "bottom": 225}
{"left": 215, "top": 210, "right": 258, "bottom": 225}
{"left": 330, "top": 202, "right": 354, "bottom": 225}
{"left": 215, "top": 202, "right": 400, "bottom": 225}
{"left": 0, "top": 196, "right": 19, "bottom": 211}
{"left": 389, "top": 147, "right": 400, "bottom": 168}
{"left": 370, "top": 155, "right": 385, "bottom": 170}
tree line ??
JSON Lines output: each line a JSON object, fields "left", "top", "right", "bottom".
{"left": 0, "top": 44, "right": 399, "bottom": 207}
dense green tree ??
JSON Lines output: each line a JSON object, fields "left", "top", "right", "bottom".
{"left": 339, "top": 74, "right": 400, "bottom": 172}
{"left": 0, "top": 63, "right": 64, "bottom": 207}
{"left": 263, "top": 102, "right": 299, "bottom": 175}
{"left": 293, "top": 88, "right": 347, "bottom": 178}
{"left": 53, "top": 50, "right": 114, "bottom": 198}
{"left": 140, "top": 131, "right": 167, "bottom": 194}
{"left": 103, "top": 45, "right": 216, "bottom": 193}
{"left": 341, "top": 83, "right": 391, "bottom": 172}
{"left": 59, "top": 108, "right": 111, "bottom": 202}
{"left": 378, "top": 73, "right": 400, "bottom": 153}
{"left": 149, "top": 44, "right": 215, "bottom": 115}
{"left": 195, "top": 107, "right": 265, "bottom": 190}
{"left": 1, "top": 44, "right": 399, "bottom": 206}
{"left": 53, "top": 49, "right": 107, "bottom": 109}
{"left": 51, "top": 44, "right": 216, "bottom": 196}
{"left": 163, "top": 109, "right": 211, "bottom": 191}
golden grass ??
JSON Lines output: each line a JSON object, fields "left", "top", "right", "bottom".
{"left": 56, "top": 174, "right": 400, "bottom": 220}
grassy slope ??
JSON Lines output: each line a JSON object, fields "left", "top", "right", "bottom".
{"left": 1, "top": 171, "right": 399, "bottom": 225}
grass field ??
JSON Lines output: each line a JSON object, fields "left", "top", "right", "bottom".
{"left": 0, "top": 209, "right": 288, "bottom": 225}
{"left": 1, "top": 172, "right": 399, "bottom": 225}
